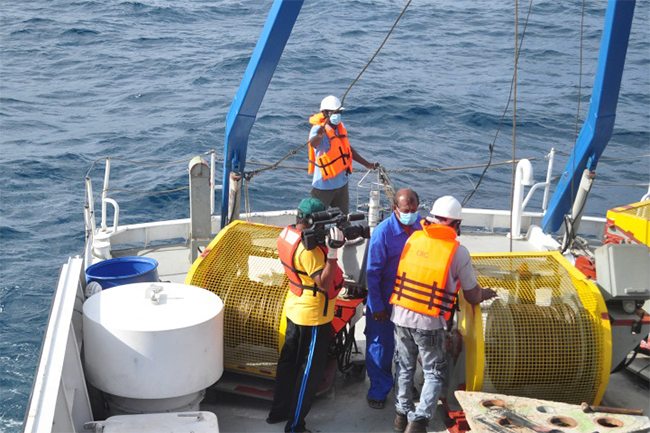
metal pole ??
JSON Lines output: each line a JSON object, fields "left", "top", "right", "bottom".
{"left": 189, "top": 156, "right": 212, "bottom": 262}
{"left": 101, "top": 158, "right": 111, "bottom": 231}
{"left": 542, "top": 148, "right": 555, "bottom": 212}
{"left": 570, "top": 169, "right": 595, "bottom": 236}
{"left": 86, "top": 177, "right": 96, "bottom": 234}
{"left": 227, "top": 172, "right": 242, "bottom": 225}
{"left": 85, "top": 177, "right": 95, "bottom": 266}
{"left": 210, "top": 151, "right": 216, "bottom": 215}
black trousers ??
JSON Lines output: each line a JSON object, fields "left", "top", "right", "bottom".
{"left": 269, "top": 317, "right": 331, "bottom": 433}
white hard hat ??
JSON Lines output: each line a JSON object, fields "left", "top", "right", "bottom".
{"left": 430, "top": 195, "right": 462, "bottom": 221}
{"left": 320, "top": 95, "right": 344, "bottom": 112}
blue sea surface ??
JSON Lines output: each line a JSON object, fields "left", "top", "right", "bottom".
{"left": 1, "top": 1, "right": 648, "bottom": 430}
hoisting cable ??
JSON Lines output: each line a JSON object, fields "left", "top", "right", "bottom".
{"left": 245, "top": 0, "right": 413, "bottom": 182}
{"left": 244, "top": 140, "right": 310, "bottom": 181}
{"left": 340, "top": 0, "right": 413, "bottom": 107}
{"left": 509, "top": 0, "right": 519, "bottom": 253}
{"left": 106, "top": 186, "right": 188, "bottom": 194}
{"left": 461, "top": 0, "right": 534, "bottom": 208}
{"left": 554, "top": 150, "right": 650, "bottom": 162}
{"left": 561, "top": 0, "right": 587, "bottom": 254}
{"left": 573, "top": 0, "right": 586, "bottom": 146}
{"left": 244, "top": 157, "right": 537, "bottom": 174}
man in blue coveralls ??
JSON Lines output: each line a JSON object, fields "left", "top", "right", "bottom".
{"left": 365, "top": 188, "right": 423, "bottom": 409}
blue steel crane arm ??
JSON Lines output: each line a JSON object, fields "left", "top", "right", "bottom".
{"left": 543, "top": 0, "right": 636, "bottom": 233}
{"left": 220, "top": 0, "right": 304, "bottom": 228}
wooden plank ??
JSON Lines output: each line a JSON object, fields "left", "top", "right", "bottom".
{"left": 455, "top": 391, "right": 650, "bottom": 433}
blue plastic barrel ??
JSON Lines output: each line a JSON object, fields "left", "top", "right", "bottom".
{"left": 85, "top": 257, "right": 160, "bottom": 289}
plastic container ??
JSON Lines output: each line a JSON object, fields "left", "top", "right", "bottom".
{"left": 83, "top": 282, "right": 224, "bottom": 413}
{"left": 85, "top": 257, "right": 159, "bottom": 289}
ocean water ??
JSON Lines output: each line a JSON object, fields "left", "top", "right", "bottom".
{"left": 0, "top": 0, "right": 648, "bottom": 430}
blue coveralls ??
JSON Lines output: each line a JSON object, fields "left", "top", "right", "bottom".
{"left": 365, "top": 213, "right": 423, "bottom": 402}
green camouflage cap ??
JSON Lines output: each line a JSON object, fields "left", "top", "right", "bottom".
{"left": 297, "top": 198, "right": 325, "bottom": 218}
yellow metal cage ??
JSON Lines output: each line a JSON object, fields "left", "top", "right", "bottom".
{"left": 460, "top": 251, "right": 611, "bottom": 405}
{"left": 186, "top": 221, "right": 288, "bottom": 377}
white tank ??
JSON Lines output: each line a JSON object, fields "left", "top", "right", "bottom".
{"left": 83, "top": 282, "right": 223, "bottom": 412}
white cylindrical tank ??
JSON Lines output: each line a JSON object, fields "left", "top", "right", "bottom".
{"left": 83, "top": 282, "right": 223, "bottom": 407}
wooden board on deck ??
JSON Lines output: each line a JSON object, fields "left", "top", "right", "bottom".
{"left": 455, "top": 391, "right": 650, "bottom": 433}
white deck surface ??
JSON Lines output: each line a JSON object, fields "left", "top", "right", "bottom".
{"left": 114, "top": 243, "right": 193, "bottom": 283}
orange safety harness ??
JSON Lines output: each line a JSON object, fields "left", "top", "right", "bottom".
{"left": 277, "top": 225, "right": 344, "bottom": 316}
{"left": 308, "top": 112, "right": 353, "bottom": 180}
{"left": 390, "top": 224, "right": 460, "bottom": 320}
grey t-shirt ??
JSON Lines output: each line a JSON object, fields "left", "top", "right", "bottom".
{"left": 391, "top": 244, "right": 478, "bottom": 331}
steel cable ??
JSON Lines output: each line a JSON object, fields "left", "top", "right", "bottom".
{"left": 462, "top": 0, "right": 535, "bottom": 208}
{"left": 245, "top": 0, "right": 413, "bottom": 182}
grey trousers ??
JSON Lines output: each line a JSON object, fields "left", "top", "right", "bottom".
{"left": 394, "top": 326, "right": 446, "bottom": 423}
{"left": 310, "top": 182, "right": 349, "bottom": 215}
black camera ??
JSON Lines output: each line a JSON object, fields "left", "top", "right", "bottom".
{"left": 301, "top": 207, "right": 371, "bottom": 250}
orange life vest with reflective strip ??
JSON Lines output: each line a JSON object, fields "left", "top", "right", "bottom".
{"left": 308, "top": 113, "right": 353, "bottom": 180}
{"left": 277, "top": 225, "right": 345, "bottom": 316}
{"left": 390, "top": 224, "right": 460, "bottom": 320}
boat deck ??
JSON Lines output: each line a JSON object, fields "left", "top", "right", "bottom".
{"left": 110, "top": 231, "right": 648, "bottom": 433}
{"left": 198, "top": 328, "right": 650, "bottom": 433}
{"left": 113, "top": 243, "right": 192, "bottom": 283}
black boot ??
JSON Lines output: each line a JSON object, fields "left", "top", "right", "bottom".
{"left": 394, "top": 413, "right": 408, "bottom": 433}
{"left": 404, "top": 418, "right": 428, "bottom": 433}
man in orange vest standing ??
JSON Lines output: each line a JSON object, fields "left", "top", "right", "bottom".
{"left": 308, "top": 95, "right": 378, "bottom": 215}
{"left": 268, "top": 198, "right": 345, "bottom": 433}
{"left": 390, "top": 196, "right": 497, "bottom": 433}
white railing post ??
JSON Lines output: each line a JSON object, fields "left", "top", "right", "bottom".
{"left": 103, "top": 198, "right": 120, "bottom": 233}
{"left": 210, "top": 151, "right": 216, "bottom": 215}
{"left": 85, "top": 177, "right": 96, "bottom": 234}
{"left": 510, "top": 159, "right": 534, "bottom": 239}
{"left": 85, "top": 177, "right": 96, "bottom": 266}
{"left": 542, "top": 148, "right": 555, "bottom": 211}
{"left": 101, "top": 158, "right": 111, "bottom": 230}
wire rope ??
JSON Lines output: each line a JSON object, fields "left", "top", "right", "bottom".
{"left": 461, "top": 0, "right": 535, "bottom": 208}
{"left": 245, "top": 0, "right": 413, "bottom": 182}
{"left": 562, "top": 0, "right": 588, "bottom": 254}
{"left": 510, "top": 0, "right": 519, "bottom": 252}
{"left": 106, "top": 186, "right": 188, "bottom": 194}
{"left": 340, "top": 0, "right": 413, "bottom": 107}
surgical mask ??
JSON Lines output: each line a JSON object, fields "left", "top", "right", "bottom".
{"left": 329, "top": 113, "right": 341, "bottom": 125}
{"left": 397, "top": 211, "right": 418, "bottom": 226}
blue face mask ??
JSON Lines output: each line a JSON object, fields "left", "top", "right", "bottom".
{"left": 397, "top": 211, "right": 418, "bottom": 226}
{"left": 329, "top": 113, "right": 341, "bottom": 125}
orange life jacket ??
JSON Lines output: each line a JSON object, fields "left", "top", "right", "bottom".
{"left": 390, "top": 224, "right": 460, "bottom": 320}
{"left": 277, "top": 225, "right": 345, "bottom": 316}
{"left": 308, "top": 112, "right": 353, "bottom": 180}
